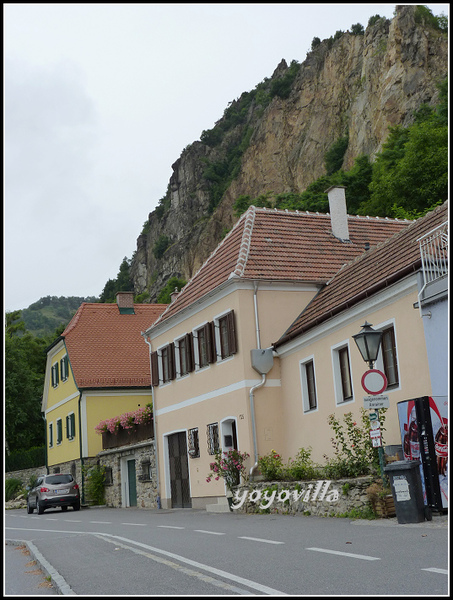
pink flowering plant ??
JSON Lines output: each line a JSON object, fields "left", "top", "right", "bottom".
{"left": 95, "top": 403, "right": 153, "bottom": 435}
{"left": 206, "top": 449, "right": 250, "bottom": 493}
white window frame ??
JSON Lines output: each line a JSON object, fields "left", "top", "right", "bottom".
{"left": 174, "top": 334, "right": 193, "bottom": 379}
{"left": 156, "top": 342, "right": 175, "bottom": 386}
{"left": 300, "top": 355, "right": 318, "bottom": 413}
{"left": 66, "top": 412, "right": 76, "bottom": 441}
{"left": 60, "top": 355, "right": 69, "bottom": 382}
{"left": 56, "top": 418, "right": 63, "bottom": 445}
{"left": 213, "top": 309, "right": 236, "bottom": 363}
{"left": 193, "top": 321, "right": 210, "bottom": 372}
{"left": 373, "top": 319, "right": 401, "bottom": 392}
{"left": 331, "top": 340, "right": 355, "bottom": 406}
{"left": 51, "top": 363, "right": 59, "bottom": 388}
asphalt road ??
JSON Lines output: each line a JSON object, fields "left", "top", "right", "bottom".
{"left": 5, "top": 506, "right": 449, "bottom": 596}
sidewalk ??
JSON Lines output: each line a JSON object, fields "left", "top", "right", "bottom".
{"left": 4, "top": 540, "right": 64, "bottom": 596}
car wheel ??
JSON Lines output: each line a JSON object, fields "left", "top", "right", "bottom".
{"left": 61, "top": 506, "right": 68, "bottom": 512}
{"left": 73, "top": 501, "right": 80, "bottom": 511}
{"left": 27, "top": 499, "right": 34, "bottom": 514}
{"left": 37, "top": 501, "right": 45, "bottom": 515}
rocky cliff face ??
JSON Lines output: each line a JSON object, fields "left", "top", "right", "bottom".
{"left": 131, "top": 5, "right": 447, "bottom": 300}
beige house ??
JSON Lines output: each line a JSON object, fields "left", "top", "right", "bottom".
{"left": 273, "top": 201, "right": 448, "bottom": 464}
{"left": 143, "top": 187, "right": 415, "bottom": 509}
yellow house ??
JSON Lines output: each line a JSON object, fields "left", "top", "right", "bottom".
{"left": 142, "top": 187, "right": 412, "bottom": 510}
{"left": 42, "top": 292, "right": 166, "bottom": 502}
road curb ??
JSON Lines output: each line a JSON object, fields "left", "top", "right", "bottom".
{"left": 6, "top": 539, "right": 75, "bottom": 595}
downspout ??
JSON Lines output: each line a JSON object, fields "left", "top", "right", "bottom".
{"left": 143, "top": 334, "right": 161, "bottom": 509}
{"left": 42, "top": 409, "right": 48, "bottom": 475}
{"left": 78, "top": 392, "right": 85, "bottom": 505}
{"left": 249, "top": 375, "right": 266, "bottom": 478}
{"left": 249, "top": 282, "right": 266, "bottom": 478}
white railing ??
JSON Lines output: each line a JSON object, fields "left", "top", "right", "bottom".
{"left": 417, "top": 220, "right": 448, "bottom": 314}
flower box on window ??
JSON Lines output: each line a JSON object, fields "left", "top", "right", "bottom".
{"left": 101, "top": 421, "right": 154, "bottom": 450}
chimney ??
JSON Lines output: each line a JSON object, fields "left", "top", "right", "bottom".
{"left": 325, "top": 185, "right": 350, "bottom": 242}
{"left": 116, "top": 291, "right": 135, "bottom": 314}
{"left": 170, "top": 287, "right": 180, "bottom": 303}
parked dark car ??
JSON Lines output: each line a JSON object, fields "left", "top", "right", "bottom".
{"left": 27, "top": 473, "right": 80, "bottom": 514}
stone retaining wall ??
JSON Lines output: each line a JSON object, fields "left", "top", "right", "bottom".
{"left": 231, "top": 476, "right": 374, "bottom": 517}
{"left": 6, "top": 465, "right": 47, "bottom": 486}
{"left": 98, "top": 440, "right": 157, "bottom": 509}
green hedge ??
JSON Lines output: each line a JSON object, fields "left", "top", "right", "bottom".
{"left": 5, "top": 446, "right": 46, "bottom": 472}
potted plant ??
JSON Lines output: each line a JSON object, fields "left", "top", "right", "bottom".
{"left": 366, "top": 480, "right": 396, "bottom": 518}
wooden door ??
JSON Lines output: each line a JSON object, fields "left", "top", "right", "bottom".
{"left": 168, "top": 432, "right": 191, "bottom": 508}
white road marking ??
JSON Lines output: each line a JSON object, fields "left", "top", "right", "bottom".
{"left": 121, "top": 522, "right": 146, "bottom": 527}
{"left": 90, "top": 521, "right": 112, "bottom": 524}
{"left": 194, "top": 530, "right": 226, "bottom": 536}
{"left": 64, "top": 519, "right": 82, "bottom": 523}
{"left": 157, "top": 525, "right": 185, "bottom": 529}
{"left": 98, "top": 533, "right": 287, "bottom": 595}
{"left": 239, "top": 536, "right": 284, "bottom": 545}
{"left": 306, "top": 547, "right": 380, "bottom": 561}
{"left": 422, "top": 567, "right": 448, "bottom": 574}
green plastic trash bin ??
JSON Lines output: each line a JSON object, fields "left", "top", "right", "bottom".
{"left": 384, "top": 460, "right": 425, "bottom": 524}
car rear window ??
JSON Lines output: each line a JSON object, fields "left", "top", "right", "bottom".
{"left": 45, "top": 474, "right": 74, "bottom": 485}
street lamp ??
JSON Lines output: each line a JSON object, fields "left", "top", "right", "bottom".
{"left": 352, "top": 321, "right": 383, "bottom": 370}
{"left": 353, "top": 321, "right": 387, "bottom": 481}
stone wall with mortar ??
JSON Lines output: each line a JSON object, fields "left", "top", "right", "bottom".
{"left": 232, "top": 476, "right": 374, "bottom": 517}
{"left": 98, "top": 440, "right": 157, "bottom": 509}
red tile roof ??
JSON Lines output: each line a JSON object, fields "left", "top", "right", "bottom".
{"left": 149, "top": 206, "right": 410, "bottom": 328}
{"left": 62, "top": 303, "right": 167, "bottom": 389}
{"left": 274, "top": 202, "right": 448, "bottom": 347}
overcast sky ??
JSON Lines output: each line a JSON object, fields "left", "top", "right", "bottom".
{"left": 4, "top": 3, "right": 448, "bottom": 312}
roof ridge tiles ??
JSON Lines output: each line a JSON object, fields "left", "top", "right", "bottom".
{"left": 150, "top": 206, "right": 256, "bottom": 326}
{"left": 230, "top": 206, "right": 256, "bottom": 278}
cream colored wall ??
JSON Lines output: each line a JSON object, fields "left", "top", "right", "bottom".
{"left": 151, "top": 284, "right": 314, "bottom": 502}
{"left": 84, "top": 390, "right": 154, "bottom": 456}
{"left": 275, "top": 287, "right": 432, "bottom": 465}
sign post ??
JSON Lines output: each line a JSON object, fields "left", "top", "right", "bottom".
{"left": 362, "top": 369, "right": 388, "bottom": 479}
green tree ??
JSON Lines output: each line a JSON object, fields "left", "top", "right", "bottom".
{"left": 99, "top": 257, "right": 133, "bottom": 302}
{"left": 153, "top": 235, "right": 171, "bottom": 260}
{"left": 157, "top": 277, "right": 187, "bottom": 304}
{"left": 363, "top": 112, "right": 447, "bottom": 217}
{"left": 5, "top": 312, "right": 48, "bottom": 452}
{"left": 325, "top": 135, "right": 349, "bottom": 175}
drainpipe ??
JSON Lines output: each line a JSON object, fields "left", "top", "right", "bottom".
{"left": 42, "top": 411, "right": 48, "bottom": 475}
{"left": 143, "top": 334, "right": 161, "bottom": 509}
{"left": 253, "top": 282, "right": 261, "bottom": 349}
{"left": 249, "top": 374, "right": 266, "bottom": 478}
{"left": 249, "top": 283, "right": 267, "bottom": 479}
{"left": 78, "top": 392, "right": 85, "bottom": 505}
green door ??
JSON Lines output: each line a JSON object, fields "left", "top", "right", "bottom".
{"left": 127, "top": 459, "right": 137, "bottom": 507}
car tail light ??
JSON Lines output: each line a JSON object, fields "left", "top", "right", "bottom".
{"left": 73, "top": 484, "right": 79, "bottom": 490}
{"left": 40, "top": 487, "right": 50, "bottom": 492}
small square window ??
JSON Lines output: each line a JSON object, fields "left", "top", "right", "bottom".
{"left": 207, "top": 423, "right": 220, "bottom": 455}
{"left": 188, "top": 428, "right": 200, "bottom": 458}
